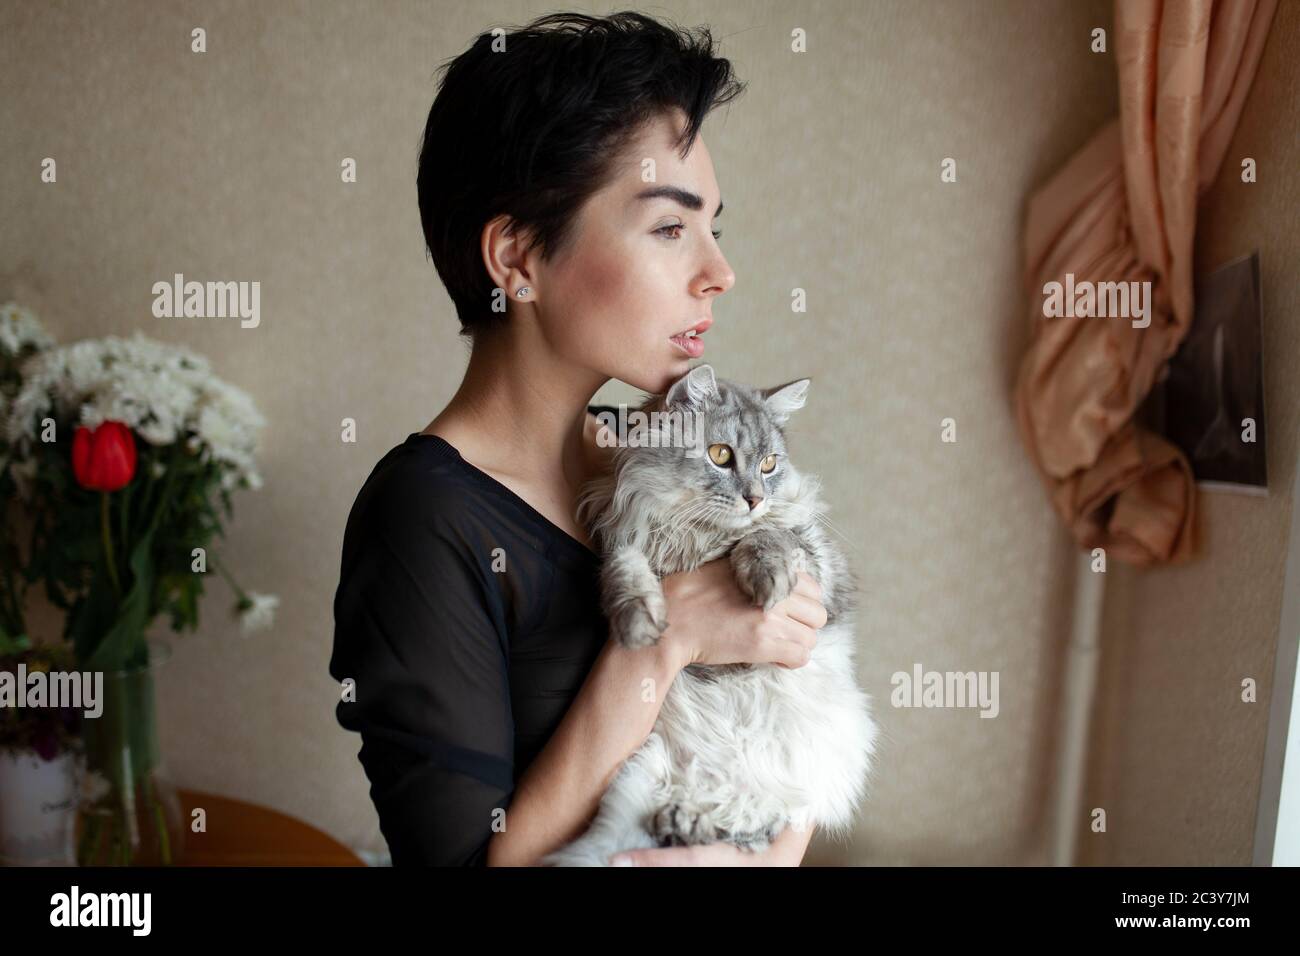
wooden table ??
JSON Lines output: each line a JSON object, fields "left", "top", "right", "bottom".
{"left": 177, "top": 789, "right": 364, "bottom": 866}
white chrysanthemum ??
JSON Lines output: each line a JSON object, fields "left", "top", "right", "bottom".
{"left": 2, "top": 330, "right": 265, "bottom": 489}
{"left": 238, "top": 592, "right": 279, "bottom": 635}
{"left": 4, "top": 364, "right": 55, "bottom": 445}
{"left": 0, "top": 302, "right": 55, "bottom": 357}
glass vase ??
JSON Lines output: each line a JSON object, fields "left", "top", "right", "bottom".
{"left": 75, "top": 640, "right": 185, "bottom": 866}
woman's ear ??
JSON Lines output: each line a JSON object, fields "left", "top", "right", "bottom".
{"left": 665, "top": 363, "right": 718, "bottom": 409}
{"left": 481, "top": 214, "right": 536, "bottom": 304}
{"left": 760, "top": 377, "right": 810, "bottom": 424}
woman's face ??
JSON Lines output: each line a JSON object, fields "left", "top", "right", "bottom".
{"left": 522, "top": 110, "right": 735, "bottom": 395}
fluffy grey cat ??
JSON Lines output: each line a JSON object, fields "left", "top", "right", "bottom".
{"left": 541, "top": 364, "right": 878, "bottom": 866}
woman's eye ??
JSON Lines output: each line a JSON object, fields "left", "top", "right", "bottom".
{"left": 760, "top": 454, "right": 777, "bottom": 474}
{"left": 707, "top": 443, "right": 733, "bottom": 467}
{"left": 655, "top": 223, "right": 723, "bottom": 241}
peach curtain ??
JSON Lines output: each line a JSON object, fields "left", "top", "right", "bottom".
{"left": 1013, "top": 0, "right": 1277, "bottom": 566}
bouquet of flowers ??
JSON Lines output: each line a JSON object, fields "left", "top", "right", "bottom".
{"left": 0, "top": 301, "right": 276, "bottom": 864}
{"left": 1, "top": 302, "right": 277, "bottom": 662}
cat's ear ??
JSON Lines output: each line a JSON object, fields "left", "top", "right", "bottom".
{"left": 761, "top": 377, "right": 810, "bottom": 424}
{"left": 665, "top": 364, "right": 718, "bottom": 409}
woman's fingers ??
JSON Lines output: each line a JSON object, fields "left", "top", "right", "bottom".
{"left": 610, "top": 846, "right": 699, "bottom": 866}
{"left": 772, "top": 641, "right": 812, "bottom": 670}
{"left": 780, "top": 590, "right": 828, "bottom": 630}
{"left": 764, "top": 582, "right": 824, "bottom": 668}
{"left": 610, "top": 843, "right": 750, "bottom": 866}
{"left": 764, "top": 623, "right": 815, "bottom": 668}
{"left": 792, "top": 570, "right": 822, "bottom": 600}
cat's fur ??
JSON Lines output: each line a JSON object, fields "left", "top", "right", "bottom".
{"left": 541, "top": 364, "right": 878, "bottom": 866}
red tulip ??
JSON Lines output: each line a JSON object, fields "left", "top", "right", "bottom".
{"left": 72, "top": 421, "right": 137, "bottom": 492}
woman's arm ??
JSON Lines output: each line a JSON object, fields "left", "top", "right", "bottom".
{"left": 486, "top": 635, "right": 681, "bottom": 866}
{"left": 489, "top": 559, "right": 828, "bottom": 866}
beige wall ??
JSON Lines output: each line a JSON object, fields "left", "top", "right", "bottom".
{"left": 1079, "top": 1, "right": 1300, "bottom": 866}
{"left": 2, "top": 0, "right": 1292, "bottom": 865}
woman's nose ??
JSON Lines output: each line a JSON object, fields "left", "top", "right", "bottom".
{"left": 699, "top": 254, "right": 735, "bottom": 297}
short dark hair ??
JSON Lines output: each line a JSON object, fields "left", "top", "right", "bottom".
{"left": 417, "top": 11, "right": 745, "bottom": 341}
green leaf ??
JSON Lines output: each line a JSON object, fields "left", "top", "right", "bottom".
{"left": 81, "top": 447, "right": 187, "bottom": 671}
{"left": 66, "top": 563, "right": 117, "bottom": 663}
{"left": 0, "top": 631, "right": 32, "bottom": 655}
{"left": 84, "top": 528, "right": 156, "bottom": 672}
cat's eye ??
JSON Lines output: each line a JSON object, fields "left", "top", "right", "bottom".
{"left": 707, "top": 443, "right": 733, "bottom": 467}
{"left": 760, "top": 454, "right": 778, "bottom": 474}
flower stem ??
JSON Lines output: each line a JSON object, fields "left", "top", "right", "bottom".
{"left": 0, "top": 521, "right": 22, "bottom": 635}
{"left": 119, "top": 479, "right": 132, "bottom": 566}
{"left": 100, "top": 491, "right": 122, "bottom": 601}
{"left": 141, "top": 774, "right": 172, "bottom": 865}
{"left": 95, "top": 814, "right": 107, "bottom": 864}
{"left": 77, "top": 811, "right": 101, "bottom": 865}
{"left": 209, "top": 552, "right": 244, "bottom": 602}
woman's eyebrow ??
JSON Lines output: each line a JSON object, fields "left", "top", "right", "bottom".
{"left": 633, "top": 185, "right": 724, "bottom": 218}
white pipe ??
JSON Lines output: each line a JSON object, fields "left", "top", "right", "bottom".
{"left": 1049, "top": 550, "right": 1107, "bottom": 865}
{"left": 1253, "top": 449, "right": 1300, "bottom": 865}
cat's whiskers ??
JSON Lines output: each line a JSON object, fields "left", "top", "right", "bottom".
{"left": 671, "top": 501, "right": 722, "bottom": 562}
{"left": 681, "top": 495, "right": 733, "bottom": 553}
{"left": 653, "top": 497, "right": 715, "bottom": 566}
{"left": 811, "top": 511, "right": 864, "bottom": 557}
{"left": 768, "top": 492, "right": 865, "bottom": 558}
{"left": 660, "top": 497, "right": 711, "bottom": 534}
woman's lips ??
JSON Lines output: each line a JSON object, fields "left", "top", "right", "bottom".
{"left": 671, "top": 332, "right": 705, "bottom": 358}
{"left": 670, "top": 317, "right": 711, "bottom": 358}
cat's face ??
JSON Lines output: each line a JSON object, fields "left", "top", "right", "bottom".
{"left": 620, "top": 364, "right": 810, "bottom": 533}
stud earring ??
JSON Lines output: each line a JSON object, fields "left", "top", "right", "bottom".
{"left": 516, "top": 287, "right": 531, "bottom": 298}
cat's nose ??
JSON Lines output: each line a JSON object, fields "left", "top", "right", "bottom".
{"left": 744, "top": 494, "right": 765, "bottom": 511}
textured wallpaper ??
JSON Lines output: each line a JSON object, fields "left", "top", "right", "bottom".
{"left": 2, "top": 0, "right": 1292, "bottom": 866}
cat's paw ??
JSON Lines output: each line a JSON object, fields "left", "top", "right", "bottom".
{"left": 650, "top": 802, "right": 719, "bottom": 847}
{"left": 723, "top": 820, "right": 783, "bottom": 855}
{"left": 609, "top": 589, "right": 669, "bottom": 649}
{"left": 731, "top": 532, "right": 803, "bottom": 612}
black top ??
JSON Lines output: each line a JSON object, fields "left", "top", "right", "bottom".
{"left": 328, "top": 407, "right": 619, "bottom": 866}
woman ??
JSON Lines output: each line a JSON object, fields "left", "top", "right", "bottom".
{"left": 329, "top": 11, "right": 828, "bottom": 867}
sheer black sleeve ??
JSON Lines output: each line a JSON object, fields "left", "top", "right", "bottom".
{"left": 329, "top": 473, "right": 514, "bottom": 866}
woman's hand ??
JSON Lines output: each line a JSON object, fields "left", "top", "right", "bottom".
{"left": 610, "top": 843, "right": 759, "bottom": 866}
{"left": 659, "top": 558, "right": 827, "bottom": 671}
{"left": 609, "top": 824, "right": 814, "bottom": 866}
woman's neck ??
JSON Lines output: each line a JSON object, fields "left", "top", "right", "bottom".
{"left": 425, "top": 322, "right": 611, "bottom": 497}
